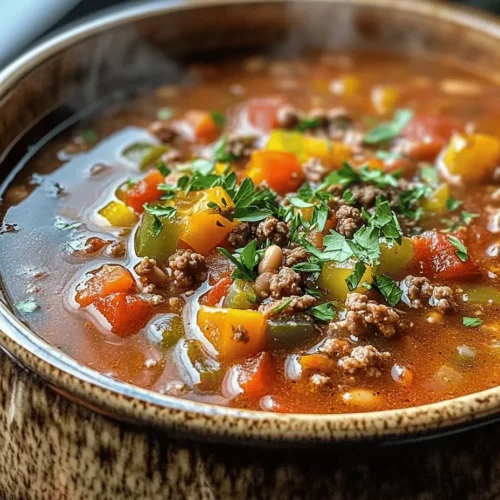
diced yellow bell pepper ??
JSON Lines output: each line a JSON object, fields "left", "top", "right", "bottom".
{"left": 319, "top": 260, "right": 374, "bottom": 300}
{"left": 376, "top": 237, "right": 415, "bottom": 275}
{"left": 330, "top": 75, "right": 361, "bottom": 97}
{"left": 443, "top": 133, "right": 500, "bottom": 183}
{"left": 180, "top": 213, "right": 234, "bottom": 255}
{"left": 421, "top": 183, "right": 450, "bottom": 213}
{"left": 197, "top": 306, "right": 267, "bottom": 361}
{"left": 188, "top": 187, "right": 235, "bottom": 214}
{"left": 371, "top": 86, "right": 400, "bottom": 115}
{"left": 266, "top": 130, "right": 351, "bottom": 167}
{"left": 98, "top": 201, "right": 137, "bottom": 227}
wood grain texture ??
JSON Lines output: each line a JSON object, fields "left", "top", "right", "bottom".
{"left": 0, "top": 350, "right": 499, "bottom": 500}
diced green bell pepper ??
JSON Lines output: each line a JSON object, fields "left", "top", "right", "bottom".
{"left": 267, "top": 314, "right": 316, "bottom": 347}
{"left": 461, "top": 285, "right": 500, "bottom": 305}
{"left": 223, "top": 279, "right": 257, "bottom": 310}
{"left": 181, "top": 339, "right": 221, "bottom": 390}
{"left": 134, "top": 211, "right": 182, "bottom": 262}
{"left": 123, "top": 142, "right": 167, "bottom": 170}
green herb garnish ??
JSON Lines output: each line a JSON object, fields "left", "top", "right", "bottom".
{"left": 143, "top": 204, "right": 177, "bottom": 237}
{"left": 363, "top": 109, "right": 413, "bottom": 144}
{"left": 308, "top": 301, "right": 337, "bottom": 322}
{"left": 447, "top": 235, "right": 468, "bottom": 262}
{"left": 15, "top": 298, "right": 39, "bottom": 314}
{"left": 218, "top": 239, "right": 260, "bottom": 281}
{"left": 374, "top": 274, "right": 403, "bottom": 307}
{"left": 463, "top": 316, "right": 483, "bottom": 328}
{"left": 211, "top": 110, "right": 225, "bottom": 127}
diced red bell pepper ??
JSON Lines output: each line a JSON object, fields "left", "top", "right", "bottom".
{"left": 125, "top": 170, "right": 164, "bottom": 213}
{"left": 411, "top": 231, "right": 478, "bottom": 280}
{"left": 246, "top": 97, "right": 284, "bottom": 132}
{"left": 233, "top": 352, "right": 276, "bottom": 398}
{"left": 201, "top": 277, "right": 232, "bottom": 306}
{"left": 76, "top": 265, "right": 135, "bottom": 308}
{"left": 403, "top": 115, "right": 464, "bottom": 162}
{"left": 94, "top": 292, "right": 152, "bottom": 337}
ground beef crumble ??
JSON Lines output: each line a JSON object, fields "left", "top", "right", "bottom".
{"left": 255, "top": 217, "right": 290, "bottom": 247}
{"left": 331, "top": 292, "right": 405, "bottom": 338}
{"left": 228, "top": 222, "right": 253, "bottom": 248}
{"left": 269, "top": 267, "right": 302, "bottom": 299}
{"left": 226, "top": 134, "right": 257, "bottom": 158}
{"left": 282, "top": 246, "right": 308, "bottom": 267}
{"left": 147, "top": 120, "right": 177, "bottom": 143}
{"left": 233, "top": 325, "right": 249, "bottom": 343}
{"left": 259, "top": 294, "right": 316, "bottom": 316}
{"left": 168, "top": 249, "right": 207, "bottom": 290}
{"left": 335, "top": 205, "right": 363, "bottom": 238}
{"left": 403, "top": 276, "right": 458, "bottom": 314}
{"left": 107, "top": 241, "right": 126, "bottom": 258}
{"left": 135, "top": 256, "right": 169, "bottom": 290}
{"left": 338, "top": 345, "right": 391, "bottom": 377}
{"left": 303, "top": 157, "right": 329, "bottom": 184}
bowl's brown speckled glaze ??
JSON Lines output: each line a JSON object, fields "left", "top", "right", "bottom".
{"left": 2, "top": 0, "right": 500, "bottom": 453}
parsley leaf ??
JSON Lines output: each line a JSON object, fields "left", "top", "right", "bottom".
{"left": 345, "top": 261, "right": 366, "bottom": 291}
{"left": 446, "top": 197, "right": 463, "bottom": 211}
{"left": 463, "top": 316, "right": 483, "bottom": 328}
{"left": 218, "top": 239, "right": 260, "bottom": 281}
{"left": 461, "top": 210, "right": 479, "bottom": 225}
{"left": 374, "top": 274, "right": 403, "bottom": 307}
{"left": 211, "top": 110, "right": 225, "bottom": 127}
{"left": 447, "top": 235, "right": 468, "bottom": 262}
{"left": 288, "top": 197, "right": 314, "bottom": 208}
{"left": 143, "top": 204, "right": 177, "bottom": 237}
{"left": 157, "top": 107, "right": 175, "bottom": 120}
{"left": 375, "top": 150, "right": 405, "bottom": 162}
{"left": 54, "top": 218, "right": 81, "bottom": 231}
{"left": 157, "top": 162, "right": 171, "bottom": 177}
{"left": 308, "top": 301, "right": 336, "bottom": 322}
{"left": 350, "top": 226, "right": 381, "bottom": 264}
{"left": 292, "top": 262, "right": 322, "bottom": 273}
{"left": 15, "top": 298, "right": 39, "bottom": 314}
{"left": 295, "top": 116, "right": 322, "bottom": 132}
{"left": 269, "top": 298, "right": 293, "bottom": 315}
{"left": 420, "top": 166, "right": 439, "bottom": 187}
{"left": 322, "top": 231, "right": 354, "bottom": 262}
{"left": 363, "top": 109, "right": 413, "bottom": 144}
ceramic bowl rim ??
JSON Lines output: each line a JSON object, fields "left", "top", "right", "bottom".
{"left": 1, "top": 0, "right": 500, "bottom": 444}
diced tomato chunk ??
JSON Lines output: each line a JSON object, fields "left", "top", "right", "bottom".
{"left": 411, "top": 231, "right": 478, "bottom": 280}
{"left": 94, "top": 293, "right": 152, "bottom": 337}
{"left": 402, "top": 115, "right": 464, "bottom": 161}
{"left": 246, "top": 98, "right": 284, "bottom": 132}
{"left": 185, "top": 110, "right": 220, "bottom": 143}
{"left": 201, "top": 277, "right": 232, "bottom": 306}
{"left": 76, "top": 265, "right": 135, "bottom": 308}
{"left": 233, "top": 352, "right": 276, "bottom": 398}
{"left": 125, "top": 170, "right": 164, "bottom": 213}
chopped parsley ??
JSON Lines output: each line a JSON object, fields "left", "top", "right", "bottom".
{"left": 157, "top": 162, "right": 171, "bottom": 177}
{"left": 345, "top": 261, "right": 367, "bottom": 291}
{"left": 143, "top": 204, "right": 177, "bottom": 237}
{"left": 446, "top": 197, "right": 463, "bottom": 211}
{"left": 269, "top": 298, "right": 294, "bottom": 315}
{"left": 374, "top": 275, "right": 403, "bottom": 307}
{"left": 15, "top": 298, "right": 39, "bottom": 314}
{"left": 54, "top": 218, "right": 81, "bottom": 231}
{"left": 308, "top": 301, "right": 336, "bottom": 322}
{"left": 82, "top": 128, "right": 98, "bottom": 143}
{"left": 218, "top": 239, "right": 260, "bottom": 281}
{"left": 295, "top": 116, "right": 322, "bottom": 132}
{"left": 463, "top": 316, "right": 483, "bottom": 328}
{"left": 447, "top": 235, "right": 468, "bottom": 262}
{"left": 211, "top": 110, "right": 225, "bottom": 127}
{"left": 363, "top": 109, "right": 413, "bottom": 144}
{"left": 157, "top": 107, "right": 175, "bottom": 120}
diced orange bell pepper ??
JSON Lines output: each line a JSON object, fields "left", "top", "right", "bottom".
{"left": 299, "top": 353, "right": 337, "bottom": 374}
{"left": 76, "top": 265, "right": 135, "bottom": 308}
{"left": 232, "top": 352, "right": 276, "bottom": 398}
{"left": 185, "top": 110, "right": 220, "bottom": 143}
{"left": 411, "top": 231, "right": 478, "bottom": 280}
{"left": 125, "top": 170, "right": 164, "bottom": 213}
{"left": 246, "top": 150, "right": 305, "bottom": 195}
{"left": 94, "top": 292, "right": 151, "bottom": 337}
{"left": 201, "top": 277, "right": 233, "bottom": 306}
{"left": 198, "top": 306, "right": 267, "bottom": 361}
{"left": 180, "top": 213, "right": 234, "bottom": 255}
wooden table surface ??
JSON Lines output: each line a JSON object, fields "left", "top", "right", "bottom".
{"left": 1, "top": 350, "right": 500, "bottom": 499}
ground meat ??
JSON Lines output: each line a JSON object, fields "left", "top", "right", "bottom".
{"left": 147, "top": 120, "right": 177, "bottom": 143}
{"left": 303, "top": 157, "right": 329, "bottom": 184}
{"left": 403, "top": 275, "right": 458, "bottom": 314}
{"left": 233, "top": 325, "right": 250, "bottom": 343}
{"left": 162, "top": 148, "right": 182, "bottom": 164}
{"left": 135, "top": 257, "right": 170, "bottom": 290}
{"left": 331, "top": 292, "right": 405, "bottom": 338}
{"left": 228, "top": 222, "right": 253, "bottom": 248}
{"left": 318, "top": 337, "right": 352, "bottom": 357}
{"left": 107, "top": 241, "right": 126, "bottom": 258}
{"left": 276, "top": 105, "right": 300, "bottom": 129}
{"left": 255, "top": 217, "right": 290, "bottom": 247}
{"left": 259, "top": 294, "right": 316, "bottom": 316}
{"left": 282, "top": 246, "right": 309, "bottom": 267}
{"left": 310, "top": 373, "right": 332, "bottom": 387}
{"left": 431, "top": 286, "right": 459, "bottom": 314}
{"left": 168, "top": 249, "right": 207, "bottom": 290}
{"left": 269, "top": 267, "right": 302, "bottom": 299}
{"left": 226, "top": 134, "right": 256, "bottom": 158}
{"left": 335, "top": 205, "right": 363, "bottom": 238}
{"left": 338, "top": 345, "right": 391, "bottom": 377}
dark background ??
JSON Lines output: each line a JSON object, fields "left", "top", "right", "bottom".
{"left": 43, "top": 0, "right": 500, "bottom": 37}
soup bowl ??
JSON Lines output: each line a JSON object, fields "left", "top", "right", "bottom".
{"left": 2, "top": 0, "right": 500, "bottom": 452}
